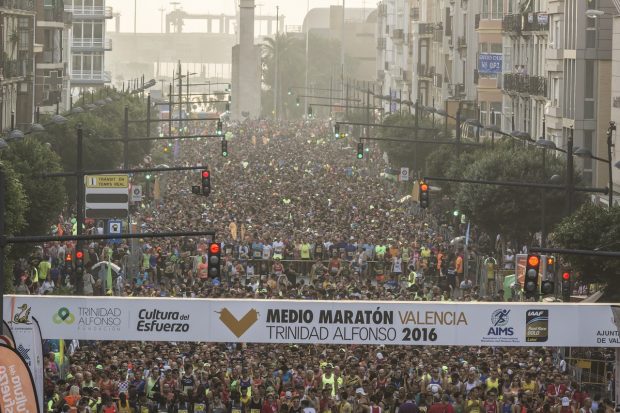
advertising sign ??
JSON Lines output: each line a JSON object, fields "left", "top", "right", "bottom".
{"left": 0, "top": 344, "right": 40, "bottom": 413}
{"left": 4, "top": 296, "right": 620, "bottom": 347}
{"left": 478, "top": 53, "right": 503, "bottom": 74}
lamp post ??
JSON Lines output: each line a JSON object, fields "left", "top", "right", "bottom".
{"left": 574, "top": 121, "right": 615, "bottom": 207}
{"left": 536, "top": 138, "right": 557, "bottom": 247}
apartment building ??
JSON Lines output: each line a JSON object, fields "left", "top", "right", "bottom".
{"left": 1, "top": 0, "right": 36, "bottom": 130}
{"left": 409, "top": 0, "right": 479, "bottom": 129}
{"left": 35, "top": 0, "right": 72, "bottom": 114}
{"left": 475, "top": 0, "right": 505, "bottom": 129}
{"left": 544, "top": 0, "right": 614, "bottom": 191}
{"left": 500, "top": 0, "right": 549, "bottom": 142}
{"left": 64, "top": 0, "right": 112, "bottom": 89}
{"left": 376, "top": 0, "right": 411, "bottom": 113}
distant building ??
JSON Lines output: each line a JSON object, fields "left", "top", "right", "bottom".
{"left": 302, "top": 6, "right": 377, "bottom": 82}
{"left": 64, "top": 0, "right": 113, "bottom": 89}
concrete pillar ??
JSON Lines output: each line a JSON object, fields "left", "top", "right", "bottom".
{"left": 232, "top": 0, "right": 261, "bottom": 119}
{"left": 267, "top": 19, "right": 272, "bottom": 35}
{"left": 224, "top": 17, "right": 230, "bottom": 34}
{"left": 207, "top": 18, "right": 212, "bottom": 33}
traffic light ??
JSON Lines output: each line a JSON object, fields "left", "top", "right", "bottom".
{"left": 225, "top": 102, "right": 230, "bottom": 112}
{"left": 216, "top": 120, "right": 223, "bottom": 135}
{"left": 357, "top": 142, "right": 364, "bottom": 159}
{"left": 524, "top": 254, "right": 540, "bottom": 298}
{"left": 208, "top": 242, "right": 221, "bottom": 279}
{"left": 75, "top": 250, "right": 84, "bottom": 275}
{"left": 201, "top": 170, "right": 211, "bottom": 196}
{"left": 221, "top": 139, "right": 228, "bottom": 157}
{"left": 65, "top": 252, "right": 73, "bottom": 265}
{"left": 419, "top": 181, "right": 430, "bottom": 209}
{"left": 540, "top": 256, "right": 555, "bottom": 295}
{"left": 308, "top": 106, "right": 313, "bottom": 117}
{"left": 561, "top": 271, "right": 571, "bottom": 301}
{"left": 296, "top": 97, "right": 300, "bottom": 107}
{"left": 334, "top": 123, "right": 340, "bottom": 138}
{"left": 288, "top": 88, "right": 292, "bottom": 96}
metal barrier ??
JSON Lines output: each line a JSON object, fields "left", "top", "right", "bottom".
{"left": 565, "top": 355, "right": 613, "bottom": 396}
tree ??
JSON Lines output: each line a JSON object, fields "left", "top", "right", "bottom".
{"left": 40, "top": 94, "right": 152, "bottom": 203}
{"left": 3, "top": 137, "right": 66, "bottom": 233}
{"left": 551, "top": 203, "right": 620, "bottom": 299}
{"left": 375, "top": 113, "right": 447, "bottom": 178}
{"left": 0, "top": 162, "right": 28, "bottom": 293}
{"left": 261, "top": 33, "right": 358, "bottom": 119}
{"left": 454, "top": 142, "right": 581, "bottom": 245}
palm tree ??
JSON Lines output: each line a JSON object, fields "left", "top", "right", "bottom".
{"left": 262, "top": 33, "right": 304, "bottom": 118}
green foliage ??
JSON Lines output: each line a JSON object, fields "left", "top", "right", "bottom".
{"left": 1, "top": 162, "right": 27, "bottom": 235}
{"left": 40, "top": 94, "right": 152, "bottom": 203}
{"left": 551, "top": 203, "right": 620, "bottom": 298}
{"left": 261, "top": 33, "right": 357, "bottom": 119}
{"left": 375, "top": 113, "right": 446, "bottom": 178}
{"left": 454, "top": 143, "right": 582, "bottom": 243}
{"left": 2, "top": 137, "right": 65, "bottom": 238}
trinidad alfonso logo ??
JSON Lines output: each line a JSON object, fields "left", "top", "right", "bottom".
{"left": 217, "top": 308, "right": 259, "bottom": 338}
{"left": 53, "top": 307, "right": 76, "bottom": 324}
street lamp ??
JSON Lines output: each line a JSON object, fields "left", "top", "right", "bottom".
{"left": 585, "top": 9, "right": 605, "bottom": 18}
{"left": 573, "top": 122, "right": 615, "bottom": 206}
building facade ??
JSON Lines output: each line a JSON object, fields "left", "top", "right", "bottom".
{"left": 376, "top": 0, "right": 411, "bottom": 113}
{"left": 35, "top": 0, "right": 72, "bottom": 114}
{"left": 1, "top": 0, "right": 36, "bottom": 130}
{"left": 64, "top": 0, "right": 112, "bottom": 89}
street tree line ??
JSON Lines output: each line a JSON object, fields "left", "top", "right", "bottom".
{"left": 375, "top": 112, "right": 620, "bottom": 297}
{"left": 1, "top": 92, "right": 152, "bottom": 289}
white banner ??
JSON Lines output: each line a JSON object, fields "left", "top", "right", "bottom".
{"left": 4, "top": 295, "right": 620, "bottom": 347}
{"left": 7, "top": 307, "right": 44, "bottom": 413}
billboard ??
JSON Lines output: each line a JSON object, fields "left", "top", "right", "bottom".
{"left": 4, "top": 295, "right": 620, "bottom": 347}
{"left": 479, "top": 53, "right": 503, "bottom": 74}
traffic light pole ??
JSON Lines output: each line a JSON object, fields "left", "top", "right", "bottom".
{"left": 530, "top": 247, "right": 620, "bottom": 258}
{"left": 76, "top": 126, "right": 85, "bottom": 293}
{"left": 423, "top": 176, "right": 609, "bottom": 193}
{"left": 337, "top": 121, "right": 436, "bottom": 132}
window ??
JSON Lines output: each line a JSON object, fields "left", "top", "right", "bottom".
{"left": 480, "top": 102, "right": 488, "bottom": 124}
{"left": 552, "top": 77, "right": 560, "bottom": 107}
{"left": 491, "top": 43, "right": 502, "bottom": 53}
{"left": 586, "top": 13, "right": 596, "bottom": 48}
{"left": 583, "top": 130, "right": 594, "bottom": 185}
{"left": 490, "top": 102, "right": 502, "bottom": 125}
{"left": 584, "top": 60, "right": 595, "bottom": 119}
{"left": 492, "top": 0, "right": 503, "bottom": 19}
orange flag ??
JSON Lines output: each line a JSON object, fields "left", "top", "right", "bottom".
{"left": 0, "top": 344, "right": 40, "bottom": 413}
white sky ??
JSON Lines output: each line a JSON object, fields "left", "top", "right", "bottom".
{"left": 107, "top": 0, "right": 375, "bottom": 33}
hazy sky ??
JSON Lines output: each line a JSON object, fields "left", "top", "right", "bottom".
{"left": 107, "top": 0, "right": 375, "bottom": 33}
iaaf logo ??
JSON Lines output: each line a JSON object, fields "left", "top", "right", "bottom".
{"left": 488, "top": 309, "right": 514, "bottom": 336}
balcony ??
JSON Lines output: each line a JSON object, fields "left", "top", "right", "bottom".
{"left": 65, "top": 5, "right": 113, "bottom": 19}
{"left": 522, "top": 12, "right": 549, "bottom": 32}
{"left": 502, "top": 14, "right": 522, "bottom": 34}
{"left": 417, "top": 63, "right": 434, "bottom": 79}
{"left": 392, "top": 28, "right": 404, "bottom": 42}
{"left": 528, "top": 75, "right": 547, "bottom": 97}
{"left": 0, "top": 59, "right": 31, "bottom": 79}
{"left": 457, "top": 36, "right": 467, "bottom": 48}
{"left": 0, "top": 0, "right": 34, "bottom": 11}
{"left": 72, "top": 37, "right": 112, "bottom": 51}
{"left": 41, "top": 49, "right": 62, "bottom": 64}
{"left": 42, "top": 4, "right": 66, "bottom": 22}
{"left": 410, "top": 7, "right": 419, "bottom": 21}
{"left": 419, "top": 23, "right": 434, "bottom": 37}
{"left": 377, "top": 37, "right": 386, "bottom": 50}
{"left": 71, "top": 70, "right": 111, "bottom": 83}
{"left": 502, "top": 73, "right": 547, "bottom": 97}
